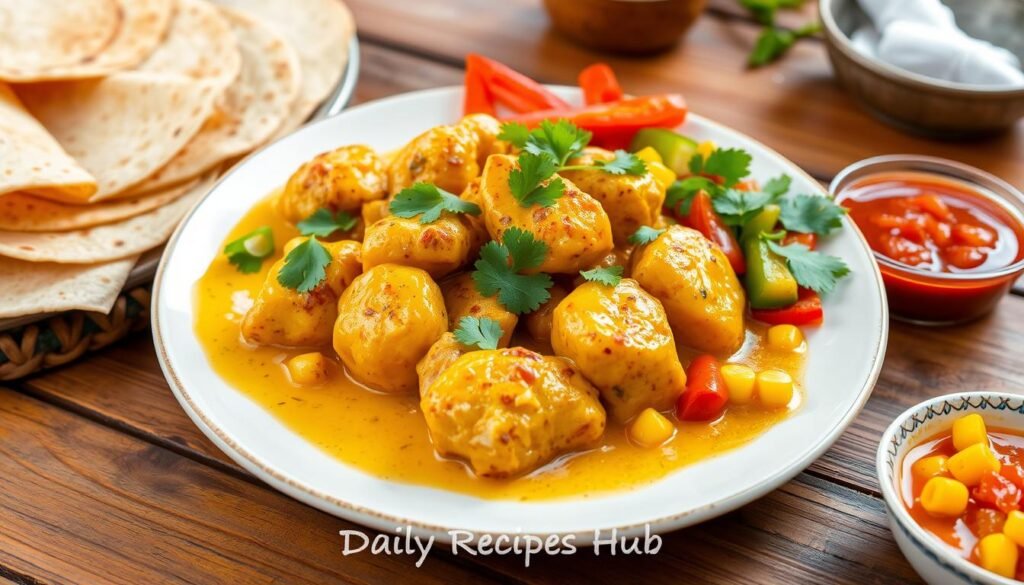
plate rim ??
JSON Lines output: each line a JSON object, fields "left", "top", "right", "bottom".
{"left": 151, "top": 85, "right": 890, "bottom": 540}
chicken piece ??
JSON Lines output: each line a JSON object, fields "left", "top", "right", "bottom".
{"left": 361, "top": 215, "right": 475, "bottom": 278}
{"left": 630, "top": 225, "right": 746, "bottom": 354}
{"left": 361, "top": 199, "right": 390, "bottom": 227}
{"left": 572, "top": 246, "right": 633, "bottom": 288}
{"left": 525, "top": 283, "right": 569, "bottom": 345}
{"left": 552, "top": 279, "right": 687, "bottom": 422}
{"left": 459, "top": 113, "right": 511, "bottom": 163}
{"left": 416, "top": 332, "right": 469, "bottom": 394}
{"left": 420, "top": 346, "right": 606, "bottom": 477}
{"left": 479, "top": 154, "right": 613, "bottom": 274}
{"left": 442, "top": 273, "right": 518, "bottom": 348}
{"left": 240, "top": 239, "right": 362, "bottom": 347}
{"left": 333, "top": 264, "right": 447, "bottom": 393}
{"left": 388, "top": 120, "right": 482, "bottom": 196}
{"left": 458, "top": 177, "right": 489, "bottom": 255}
{"left": 278, "top": 145, "right": 387, "bottom": 223}
{"left": 559, "top": 147, "right": 666, "bottom": 246}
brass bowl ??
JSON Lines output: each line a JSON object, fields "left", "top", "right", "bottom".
{"left": 543, "top": 0, "right": 708, "bottom": 55}
{"left": 820, "top": 0, "right": 1024, "bottom": 138}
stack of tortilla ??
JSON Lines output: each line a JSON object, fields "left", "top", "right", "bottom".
{"left": 0, "top": 0, "right": 355, "bottom": 319}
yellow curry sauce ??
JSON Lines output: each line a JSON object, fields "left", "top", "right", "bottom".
{"left": 194, "top": 194, "right": 804, "bottom": 501}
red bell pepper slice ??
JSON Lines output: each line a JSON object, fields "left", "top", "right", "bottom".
{"left": 506, "top": 94, "right": 687, "bottom": 149}
{"left": 688, "top": 191, "right": 746, "bottom": 275}
{"left": 465, "top": 54, "right": 570, "bottom": 113}
{"left": 578, "top": 63, "right": 623, "bottom": 105}
{"left": 463, "top": 57, "right": 495, "bottom": 116}
{"left": 677, "top": 355, "right": 729, "bottom": 422}
{"left": 750, "top": 288, "right": 824, "bottom": 326}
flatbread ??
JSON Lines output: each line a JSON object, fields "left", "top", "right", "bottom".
{"left": 0, "top": 0, "right": 174, "bottom": 82}
{"left": 17, "top": 73, "right": 223, "bottom": 202}
{"left": 0, "top": 84, "right": 96, "bottom": 201}
{"left": 122, "top": 7, "right": 300, "bottom": 197}
{"left": 137, "top": 0, "right": 242, "bottom": 91}
{"left": 212, "top": 0, "right": 354, "bottom": 134}
{"left": 0, "top": 173, "right": 214, "bottom": 263}
{"left": 0, "top": 255, "right": 137, "bottom": 318}
{"left": 0, "top": 179, "right": 198, "bottom": 232}
{"left": 0, "top": 0, "right": 121, "bottom": 79}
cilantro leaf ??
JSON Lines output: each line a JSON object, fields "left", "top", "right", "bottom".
{"left": 628, "top": 225, "right": 666, "bottom": 246}
{"left": 779, "top": 194, "right": 847, "bottom": 235}
{"left": 497, "top": 122, "right": 531, "bottom": 148}
{"left": 453, "top": 316, "right": 504, "bottom": 350}
{"left": 593, "top": 150, "right": 647, "bottom": 176}
{"left": 224, "top": 226, "right": 274, "bottom": 274}
{"left": 749, "top": 22, "right": 821, "bottom": 68}
{"left": 389, "top": 182, "right": 481, "bottom": 223}
{"left": 666, "top": 176, "right": 717, "bottom": 216}
{"left": 689, "top": 153, "right": 705, "bottom": 175}
{"left": 277, "top": 236, "right": 332, "bottom": 293}
{"left": 762, "top": 174, "right": 792, "bottom": 199}
{"left": 702, "top": 148, "right": 752, "bottom": 187}
{"left": 766, "top": 240, "right": 850, "bottom": 294}
{"left": 296, "top": 208, "right": 358, "bottom": 237}
{"left": 580, "top": 265, "right": 624, "bottom": 287}
{"left": 522, "top": 119, "right": 592, "bottom": 166}
{"left": 509, "top": 152, "right": 563, "bottom": 207}
{"left": 713, "top": 189, "right": 774, "bottom": 226}
{"left": 472, "top": 227, "right": 553, "bottom": 314}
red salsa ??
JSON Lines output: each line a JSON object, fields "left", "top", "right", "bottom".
{"left": 838, "top": 172, "right": 1024, "bottom": 323}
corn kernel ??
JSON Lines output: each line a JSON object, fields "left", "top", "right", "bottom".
{"left": 920, "top": 476, "right": 969, "bottom": 517}
{"left": 647, "top": 161, "right": 677, "bottom": 191}
{"left": 978, "top": 533, "right": 1019, "bottom": 579}
{"left": 767, "top": 324, "right": 804, "bottom": 351}
{"left": 629, "top": 408, "right": 675, "bottom": 448}
{"left": 947, "top": 442, "right": 1001, "bottom": 486}
{"left": 756, "top": 369, "right": 794, "bottom": 408}
{"left": 911, "top": 455, "right": 949, "bottom": 481}
{"left": 953, "top": 413, "right": 989, "bottom": 452}
{"left": 633, "top": 146, "right": 664, "bottom": 165}
{"left": 696, "top": 140, "right": 716, "bottom": 161}
{"left": 721, "top": 364, "right": 756, "bottom": 404}
{"left": 1004, "top": 511, "right": 1024, "bottom": 547}
{"left": 285, "top": 352, "right": 331, "bottom": 385}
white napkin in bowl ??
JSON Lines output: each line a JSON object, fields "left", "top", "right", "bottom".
{"left": 854, "top": 0, "right": 1024, "bottom": 87}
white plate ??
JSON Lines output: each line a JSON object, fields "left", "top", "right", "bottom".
{"left": 153, "top": 86, "right": 889, "bottom": 543}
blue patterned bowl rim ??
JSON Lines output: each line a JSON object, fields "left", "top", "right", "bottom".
{"left": 877, "top": 392, "right": 1024, "bottom": 585}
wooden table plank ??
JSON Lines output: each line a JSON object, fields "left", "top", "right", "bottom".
{"left": 0, "top": 388, "right": 491, "bottom": 585}
{"left": 346, "top": 0, "right": 1024, "bottom": 189}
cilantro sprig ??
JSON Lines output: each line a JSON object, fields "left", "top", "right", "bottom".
{"left": 764, "top": 236, "right": 850, "bottom": 294}
{"left": 688, "top": 148, "right": 752, "bottom": 188}
{"left": 628, "top": 225, "right": 665, "bottom": 246}
{"left": 390, "top": 183, "right": 481, "bottom": 223}
{"left": 739, "top": 0, "right": 821, "bottom": 68}
{"left": 297, "top": 208, "right": 358, "bottom": 237}
{"left": 580, "top": 265, "right": 624, "bottom": 287}
{"left": 500, "top": 120, "right": 647, "bottom": 208}
{"left": 453, "top": 316, "right": 504, "bottom": 350}
{"left": 472, "top": 227, "right": 553, "bottom": 314}
{"left": 779, "top": 194, "right": 847, "bottom": 236}
{"left": 277, "top": 236, "right": 332, "bottom": 293}
{"left": 224, "top": 226, "right": 275, "bottom": 274}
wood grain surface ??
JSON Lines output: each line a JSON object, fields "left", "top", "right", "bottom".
{"left": 4, "top": 1, "right": 1024, "bottom": 583}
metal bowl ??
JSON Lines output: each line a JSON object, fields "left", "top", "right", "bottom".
{"left": 820, "top": 0, "right": 1024, "bottom": 138}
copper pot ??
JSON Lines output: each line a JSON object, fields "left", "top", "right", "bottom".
{"left": 543, "top": 0, "right": 708, "bottom": 55}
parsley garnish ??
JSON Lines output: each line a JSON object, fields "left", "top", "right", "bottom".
{"left": 779, "top": 194, "right": 847, "bottom": 235}
{"left": 763, "top": 174, "right": 792, "bottom": 198}
{"left": 472, "top": 227, "right": 553, "bottom": 314}
{"left": 580, "top": 265, "right": 624, "bottom": 287}
{"left": 689, "top": 147, "right": 752, "bottom": 187}
{"left": 224, "top": 226, "right": 274, "bottom": 274}
{"left": 713, "top": 189, "right": 774, "bottom": 226}
{"left": 453, "top": 316, "right": 504, "bottom": 350}
{"left": 591, "top": 150, "right": 647, "bottom": 176}
{"left": 765, "top": 238, "right": 850, "bottom": 294}
{"left": 502, "top": 119, "right": 592, "bottom": 166}
{"left": 509, "top": 152, "right": 564, "bottom": 208}
{"left": 389, "top": 182, "right": 481, "bottom": 223}
{"left": 666, "top": 176, "right": 717, "bottom": 216}
{"left": 296, "top": 208, "right": 358, "bottom": 237}
{"left": 628, "top": 225, "right": 665, "bottom": 246}
{"left": 277, "top": 236, "right": 332, "bottom": 293}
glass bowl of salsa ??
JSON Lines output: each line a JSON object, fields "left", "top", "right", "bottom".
{"left": 832, "top": 155, "right": 1024, "bottom": 325}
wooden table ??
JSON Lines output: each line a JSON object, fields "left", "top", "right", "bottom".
{"left": 2, "top": 2, "right": 1023, "bottom": 583}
